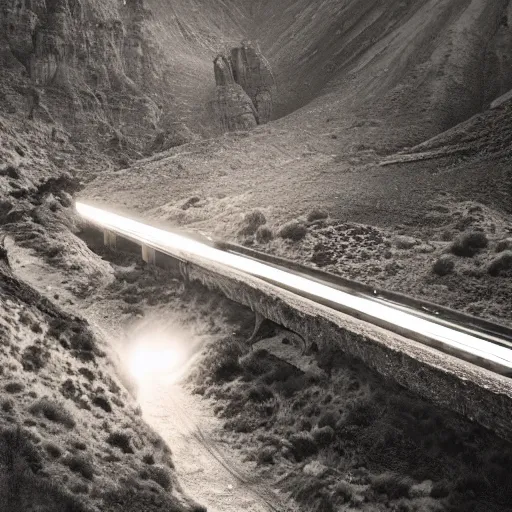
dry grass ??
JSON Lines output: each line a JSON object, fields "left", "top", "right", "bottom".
{"left": 190, "top": 336, "right": 512, "bottom": 512}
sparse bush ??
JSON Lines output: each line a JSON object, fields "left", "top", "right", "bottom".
{"left": 22, "top": 344, "right": 50, "bottom": 372}
{"left": 311, "top": 426, "right": 335, "bottom": 447}
{"left": 257, "top": 446, "right": 276, "bottom": 465}
{"left": 140, "top": 465, "right": 172, "bottom": 489}
{"left": 239, "top": 210, "right": 266, "bottom": 236}
{"left": 29, "top": 398, "right": 76, "bottom": 429}
{"left": 5, "top": 381, "right": 24, "bottom": 394}
{"left": 279, "top": 221, "right": 308, "bottom": 241}
{"left": 239, "top": 349, "right": 273, "bottom": 376}
{"left": 371, "top": 472, "right": 413, "bottom": 499}
{"left": 333, "top": 480, "right": 356, "bottom": 503}
{"left": 0, "top": 426, "right": 43, "bottom": 473}
{"left": 307, "top": 209, "right": 329, "bottom": 223}
{"left": 495, "top": 238, "right": 512, "bottom": 253}
{"left": 142, "top": 453, "right": 155, "bottom": 465}
{"left": 488, "top": 251, "right": 512, "bottom": 276}
{"left": 430, "top": 479, "right": 452, "bottom": 499}
{"left": 247, "top": 383, "right": 274, "bottom": 403}
{"left": 45, "top": 442, "right": 63, "bottom": 459}
{"left": 92, "top": 395, "right": 112, "bottom": 413}
{"left": 106, "top": 431, "right": 133, "bottom": 454}
{"left": 289, "top": 432, "right": 318, "bottom": 461}
{"left": 317, "top": 410, "right": 340, "bottom": 429}
{"left": 1, "top": 398, "right": 14, "bottom": 412}
{"left": 450, "top": 231, "right": 488, "bottom": 257}
{"left": 208, "top": 338, "right": 243, "bottom": 383}
{"left": 63, "top": 454, "right": 95, "bottom": 480}
{"left": 432, "top": 254, "right": 455, "bottom": 276}
{"left": 394, "top": 235, "right": 417, "bottom": 250}
{"left": 256, "top": 225, "right": 273, "bottom": 244}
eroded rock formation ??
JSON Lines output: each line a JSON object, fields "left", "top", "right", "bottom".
{"left": 211, "top": 41, "right": 274, "bottom": 131}
{"left": 230, "top": 42, "right": 274, "bottom": 124}
{"left": 0, "top": 0, "right": 166, "bottom": 152}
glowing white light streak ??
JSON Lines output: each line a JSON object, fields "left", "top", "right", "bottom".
{"left": 76, "top": 202, "right": 512, "bottom": 374}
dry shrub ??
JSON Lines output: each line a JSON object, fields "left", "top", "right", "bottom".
{"left": 256, "top": 225, "right": 273, "bottom": 243}
{"left": 307, "top": 209, "right": 328, "bottom": 222}
{"left": 317, "top": 410, "right": 340, "bottom": 429}
{"left": 488, "top": 251, "right": 512, "bottom": 276}
{"left": 140, "top": 465, "right": 172, "bottom": 490}
{"left": 106, "top": 431, "right": 134, "bottom": 454}
{"left": 311, "top": 426, "right": 335, "bottom": 447}
{"left": 371, "top": 472, "right": 413, "bottom": 499}
{"left": 289, "top": 432, "right": 318, "bottom": 461}
{"left": 495, "top": 238, "right": 512, "bottom": 253}
{"left": 432, "top": 254, "right": 455, "bottom": 276}
{"left": 239, "top": 210, "right": 266, "bottom": 236}
{"left": 283, "top": 474, "right": 334, "bottom": 512}
{"left": 279, "top": 221, "right": 308, "bottom": 241}
{"left": 5, "top": 381, "right": 24, "bottom": 394}
{"left": 450, "top": 231, "right": 488, "bottom": 257}
{"left": 257, "top": 445, "right": 277, "bottom": 465}
{"left": 63, "top": 454, "right": 95, "bottom": 480}
{"left": 29, "top": 398, "right": 76, "bottom": 429}
{"left": 247, "top": 383, "right": 274, "bottom": 403}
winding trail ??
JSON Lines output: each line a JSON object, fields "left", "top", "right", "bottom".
{"left": 138, "top": 378, "right": 292, "bottom": 512}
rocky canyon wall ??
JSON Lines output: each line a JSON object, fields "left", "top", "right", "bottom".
{"left": 0, "top": 0, "right": 169, "bottom": 155}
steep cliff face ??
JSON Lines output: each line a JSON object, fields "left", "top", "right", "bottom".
{"left": 0, "top": 0, "right": 162, "bottom": 154}
{"left": 250, "top": 0, "right": 512, "bottom": 145}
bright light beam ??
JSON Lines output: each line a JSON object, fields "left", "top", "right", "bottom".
{"left": 76, "top": 202, "right": 512, "bottom": 374}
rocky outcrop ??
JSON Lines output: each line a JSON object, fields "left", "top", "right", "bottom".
{"left": 0, "top": 0, "right": 166, "bottom": 153}
{"left": 230, "top": 42, "right": 274, "bottom": 124}
{"left": 211, "top": 42, "right": 274, "bottom": 132}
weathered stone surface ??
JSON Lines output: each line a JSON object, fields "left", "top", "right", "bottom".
{"left": 230, "top": 42, "right": 274, "bottom": 124}
{"left": 210, "top": 84, "right": 258, "bottom": 132}
{"left": 211, "top": 42, "right": 274, "bottom": 131}
{"left": 0, "top": 0, "right": 164, "bottom": 153}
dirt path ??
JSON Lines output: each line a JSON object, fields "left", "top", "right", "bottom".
{"left": 5, "top": 238, "right": 290, "bottom": 512}
{"left": 138, "top": 377, "right": 292, "bottom": 512}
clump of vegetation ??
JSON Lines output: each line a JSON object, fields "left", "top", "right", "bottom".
{"left": 63, "top": 454, "right": 95, "bottom": 480}
{"left": 432, "top": 254, "right": 455, "bottom": 276}
{"left": 140, "top": 465, "right": 172, "bottom": 490}
{"left": 450, "top": 231, "right": 488, "bottom": 257}
{"left": 247, "top": 383, "right": 274, "bottom": 403}
{"left": 106, "top": 431, "right": 134, "bottom": 454}
{"left": 495, "top": 238, "right": 512, "bottom": 253}
{"left": 370, "top": 472, "right": 413, "bottom": 499}
{"left": 257, "top": 445, "right": 277, "bottom": 465}
{"left": 239, "top": 210, "right": 266, "bottom": 236}
{"left": 394, "top": 235, "right": 417, "bottom": 250}
{"left": 29, "top": 398, "right": 76, "bottom": 429}
{"left": 44, "top": 442, "right": 63, "bottom": 459}
{"left": 289, "top": 432, "right": 318, "bottom": 461}
{"left": 0, "top": 426, "right": 43, "bottom": 474}
{"left": 317, "top": 410, "right": 339, "bottom": 429}
{"left": 92, "top": 395, "right": 112, "bottom": 413}
{"left": 279, "top": 221, "right": 308, "bottom": 241}
{"left": 21, "top": 344, "right": 50, "bottom": 372}
{"left": 488, "top": 251, "right": 512, "bottom": 276}
{"left": 311, "top": 426, "right": 335, "bottom": 447}
{"left": 5, "top": 381, "right": 25, "bottom": 394}
{"left": 142, "top": 453, "right": 155, "bottom": 465}
{"left": 256, "top": 225, "right": 273, "bottom": 244}
{"left": 205, "top": 337, "right": 243, "bottom": 383}
{"left": 307, "top": 209, "right": 329, "bottom": 223}
{"left": 333, "top": 480, "right": 356, "bottom": 504}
